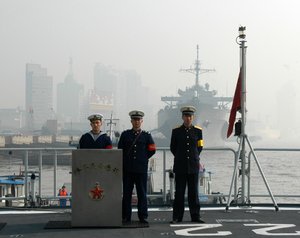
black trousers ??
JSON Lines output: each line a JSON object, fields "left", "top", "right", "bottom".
{"left": 172, "top": 173, "right": 200, "bottom": 221}
{"left": 122, "top": 172, "right": 148, "bottom": 221}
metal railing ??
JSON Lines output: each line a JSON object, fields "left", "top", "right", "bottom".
{"left": 247, "top": 148, "right": 300, "bottom": 202}
{"left": 1, "top": 146, "right": 300, "bottom": 207}
{"left": 0, "top": 147, "right": 75, "bottom": 206}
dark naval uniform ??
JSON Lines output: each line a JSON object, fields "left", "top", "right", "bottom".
{"left": 170, "top": 123, "right": 203, "bottom": 222}
{"left": 79, "top": 132, "right": 112, "bottom": 149}
{"left": 118, "top": 129, "right": 156, "bottom": 222}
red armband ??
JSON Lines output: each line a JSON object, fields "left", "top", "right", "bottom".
{"left": 147, "top": 143, "right": 156, "bottom": 151}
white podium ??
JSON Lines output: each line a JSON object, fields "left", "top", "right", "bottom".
{"left": 71, "top": 149, "right": 122, "bottom": 227}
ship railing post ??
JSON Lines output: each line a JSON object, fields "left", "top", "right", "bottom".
{"left": 247, "top": 150, "right": 251, "bottom": 203}
{"left": 39, "top": 150, "right": 43, "bottom": 201}
{"left": 24, "top": 150, "right": 28, "bottom": 207}
{"left": 30, "top": 172, "right": 36, "bottom": 206}
{"left": 163, "top": 149, "right": 167, "bottom": 204}
{"left": 226, "top": 141, "right": 242, "bottom": 210}
{"left": 234, "top": 150, "right": 238, "bottom": 200}
{"left": 54, "top": 150, "right": 57, "bottom": 198}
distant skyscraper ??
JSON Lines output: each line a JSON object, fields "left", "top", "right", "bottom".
{"left": 93, "top": 63, "right": 115, "bottom": 114}
{"left": 57, "top": 58, "right": 84, "bottom": 123}
{"left": 25, "top": 63, "right": 53, "bottom": 130}
{"left": 94, "top": 63, "right": 116, "bottom": 96}
{"left": 115, "top": 70, "right": 155, "bottom": 129}
{"left": 93, "top": 63, "right": 156, "bottom": 130}
{"left": 0, "top": 108, "right": 24, "bottom": 131}
{"left": 80, "top": 89, "right": 114, "bottom": 122}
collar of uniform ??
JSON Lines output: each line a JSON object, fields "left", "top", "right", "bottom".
{"left": 132, "top": 129, "right": 141, "bottom": 132}
{"left": 182, "top": 124, "right": 193, "bottom": 129}
{"left": 131, "top": 129, "right": 141, "bottom": 135}
{"left": 89, "top": 131, "right": 106, "bottom": 136}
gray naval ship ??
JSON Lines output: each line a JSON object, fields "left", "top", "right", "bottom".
{"left": 154, "top": 45, "right": 232, "bottom": 147}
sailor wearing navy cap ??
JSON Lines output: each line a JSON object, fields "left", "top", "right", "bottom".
{"left": 180, "top": 106, "right": 197, "bottom": 115}
{"left": 118, "top": 110, "right": 156, "bottom": 225}
{"left": 78, "top": 113, "right": 112, "bottom": 149}
{"left": 170, "top": 106, "right": 204, "bottom": 224}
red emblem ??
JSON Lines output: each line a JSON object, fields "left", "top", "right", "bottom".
{"left": 89, "top": 182, "right": 104, "bottom": 200}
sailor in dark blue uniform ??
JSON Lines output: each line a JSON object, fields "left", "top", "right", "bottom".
{"left": 118, "top": 110, "right": 156, "bottom": 224}
{"left": 170, "top": 106, "right": 204, "bottom": 223}
{"left": 79, "top": 113, "right": 112, "bottom": 149}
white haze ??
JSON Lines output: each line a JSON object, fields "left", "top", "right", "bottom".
{"left": 1, "top": 0, "right": 300, "bottom": 145}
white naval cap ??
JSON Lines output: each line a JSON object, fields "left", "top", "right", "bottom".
{"left": 129, "top": 110, "right": 144, "bottom": 119}
{"left": 87, "top": 113, "right": 103, "bottom": 121}
{"left": 180, "top": 106, "right": 196, "bottom": 115}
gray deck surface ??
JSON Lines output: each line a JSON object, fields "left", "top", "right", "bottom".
{"left": 0, "top": 206, "right": 300, "bottom": 237}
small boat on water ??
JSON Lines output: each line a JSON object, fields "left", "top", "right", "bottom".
{"left": 0, "top": 174, "right": 25, "bottom": 207}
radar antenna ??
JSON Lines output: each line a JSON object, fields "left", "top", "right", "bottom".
{"left": 180, "top": 45, "right": 216, "bottom": 86}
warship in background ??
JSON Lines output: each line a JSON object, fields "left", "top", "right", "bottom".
{"left": 153, "top": 46, "right": 232, "bottom": 147}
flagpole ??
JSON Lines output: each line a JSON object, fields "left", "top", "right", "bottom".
{"left": 238, "top": 26, "right": 247, "bottom": 202}
{"left": 226, "top": 27, "right": 278, "bottom": 211}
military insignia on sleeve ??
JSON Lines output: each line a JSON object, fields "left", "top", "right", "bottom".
{"left": 89, "top": 182, "right": 104, "bottom": 200}
{"left": 147, "top": 143, "right": 156, "bottom": 151}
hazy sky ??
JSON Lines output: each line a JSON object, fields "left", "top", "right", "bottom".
{"left": 1, "top": 0, "right": 300, "bottom": 136}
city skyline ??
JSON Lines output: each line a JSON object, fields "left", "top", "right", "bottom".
{"left": 15, "top": 61, "right": 156, "bottom": 132}
{"left": 1, "top": 0, "right": 300, "bottom": 142}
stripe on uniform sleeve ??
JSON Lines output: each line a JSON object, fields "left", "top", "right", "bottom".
{"left": 148, "top": 144, "right": 156, "bottom": 151}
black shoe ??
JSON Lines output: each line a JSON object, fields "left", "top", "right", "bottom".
{"left": 191, "top": 218, "right": 205, "bottom": 223}
{"left": 139, "top": 219, "right": 149, "bottom": 224}
{"left": 170, "top": 219, "right": 182, "bottom": 224}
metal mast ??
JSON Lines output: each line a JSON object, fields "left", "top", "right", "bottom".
{"left": 180, "top": 45, "right": 216, "bottom": 88}
{"left": 105, "top": 112, "right": 119, "bottom": 141}
{"left": 238, "top": 26, "right": 247, "bottom": 202}
{"left": 226, "top": 26, "right": 278, "bottom": 211}
{"left": 195, "top": 45, "right": 200, "bottom": 86}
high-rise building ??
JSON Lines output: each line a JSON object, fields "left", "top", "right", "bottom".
{"left": 57, "top": 59, "right": 84, "bottom": 123}
{"left": 93, "top": 63, "right": 156, "bottom": 130}
{"left": 25, "top": 63, "right": 53, "bottom": 130}
{"left": 0, "top": 108, "right": 24, "bottom": 131}
{"left": 94, "top": 63, "right": 116, "bottom": 96}
{"left": 91, "top": 63, "right": 115, "bottom": 120}
{"left": 93, "top": 63, "right": 115, "bottom": 118}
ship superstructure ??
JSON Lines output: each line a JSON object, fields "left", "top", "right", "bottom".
{"left": 156, "top": 46, "right": 232, "bottom": 146}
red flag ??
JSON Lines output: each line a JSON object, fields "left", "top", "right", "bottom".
{"left": 227, "top": 69, "right": 242, "bottom": 138}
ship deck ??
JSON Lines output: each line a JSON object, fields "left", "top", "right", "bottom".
{"left": 1, "top": 205, "right": 300, "bottom": 237}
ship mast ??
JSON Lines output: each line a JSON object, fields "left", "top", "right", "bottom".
{"left": 161, "top": 45, "right": 231, "bottom": 107}
{"left": 180, "top": 45, "right": 216, "bottom": 88}
{"left": 195, "top": 45, "right": 200, "bottom": 86}
{"left": 105, "top": 112, "right": 119, "bottom": 141}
